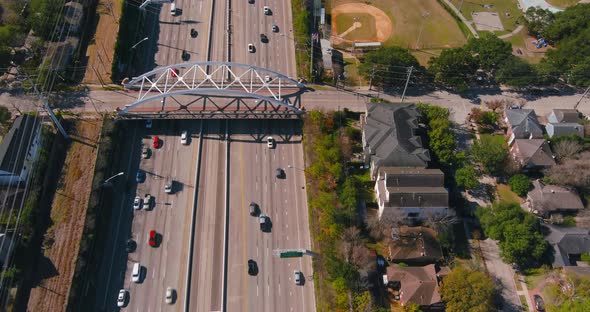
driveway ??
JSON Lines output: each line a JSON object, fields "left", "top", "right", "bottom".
{"left": 480, "top": 239, "right": 523, "bottom": 312}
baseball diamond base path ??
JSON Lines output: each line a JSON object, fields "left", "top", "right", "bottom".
{"left": 331, "top": 3, "right": 393, "bottom": 44}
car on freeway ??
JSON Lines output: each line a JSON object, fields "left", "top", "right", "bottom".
{"left": 247, "top": 259, "right": 258, "bottom": 275}
{"left": 165, "top": 287, "right": 175, "bottom": 304}
{"left": 181, "top": 50, "right": 190, "bottom": 61}
{"left": 260, "top": 33, "right": 268, "bottom": 43}
{"left": 126, "top": 239, "right": 137, "bottom": 253}
{"left": 272, "top": 24, "right": 279, "bottom": 32}
{"left": 142, "top": 146, "right": 150, "bottom": 159}
{"left": 117, "top": 289, "right": 128, "bottom": 307}
{"left": 267, "top": 136, "right": 275, "bottom": 148}
{"left": 145, "top": 119, "right": 153, "bottom": 129}
{"left": 534, "top": 295, "right": 545, "bottom": 311}
{"left": 165, "top": 179, "right": 174, "bottom": 194}
{"left": 265, "top": 75, "right": 271, "bottom": 83}
{"left": 191, "top": 28, "right": 198, "bottom": 38}
{"left": 149, "top": 230, "right": 157, "bottom": 247}
{"left": 248, "top": 0, "right": 254, "bottom": 3}
{"left": 144, "top": 194, "right": 152, "bottom": 210}
{"left": 249, "top": 202, "right": 259, "bottom": 216}
{"left": 248, "top": 43, "right": 255, "bottom": 53}
{"left": 153, "top": 136, "right": 160, "bottom": 148}
{"left": 259, "top": 214, "right": 270, "bottom": 232}
{"left": 133, "top": 196, "right": 143, "bottom": 210}
{"left": 136, "top": 170, "right": 146, "bottom": 183}
{"left": 132, "top": 262, "right": 142, "bottom": 283}
{"left": 263, "top": 6, "right": 270, "bottom": 15}
{"left": 171, "top": 68, "right": 179, "bottom": 77}
{"left": 181, "top": 131, "right": 189, "bottom": 145}
{"left": 294, "top": 270, "right": 303, "bottom": 285}
{"left": 275, "top": 167, "right": 284, "bottom": 178}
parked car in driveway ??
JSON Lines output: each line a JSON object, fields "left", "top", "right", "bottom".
{"left": 149, "top": 230, "right": 157, "bottom": 247}
{"left": 534, "top": 294, "right": 545, "bottom": 311}
{"left": 117, "top": 289, "right": 128, "bottom": 307}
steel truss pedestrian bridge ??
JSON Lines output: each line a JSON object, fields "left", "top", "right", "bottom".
{"left": 117, "top": 62, "right": 306, "bottom": 119}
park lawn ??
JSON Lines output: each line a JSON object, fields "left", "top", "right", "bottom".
{"left": 343, "top": 57, "right": 366, "bottom": 86}
{"left": 449, "top": 0, "right": 523, "bottom": 32}
{"left": 335, "top": 13, "right": 378, "bottom": 41}
{"left": 505, "top": 30, "right": 546, "bottom": 64}
{"left": 497, "top": 184, "right": 522, "bottom": 204}
{"left": 412, "top": 49, "right": 443, "bottom": 66}
{"left": 545, "top": 0, "right": 580, "bottom": 8}
{"left": 333, "top": 0, "right": 466, "bottom": 49}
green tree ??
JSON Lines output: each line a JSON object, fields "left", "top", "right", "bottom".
{"left": 0, "top": 106, "right": 11, "bottom": 124}
{"left": 508, "top": 174, "right": 532, "bottom": 196}
{"left": 472, "top": 136, "right": 508, "bottom": 176}
{"left": 544, "top": 4, "right": 590, "bottom": 42}
{"left": 553, "top": 298, "right": 590, "bottom": 312}
{"left": 27, "top": 0, "right": 65, "bottom": 41}
{"left": 499, "top": 215, "right": 548, "bottom": 266}
{"left": 440, "top": 267, "right": 495, "bottom": 312}
{"left": 496, "top": 57, "right": 539, "bottom": 88}
{"left": 456, "top": 165, "right": 479, "bottom": 190}
{"left": 476, "top": 202, "right": 524, "bottom": 240}
{"left": 524, "top": 7, "right": 555, "bottom": 38}
{"left": 403, "top": 301, "right": 423, "bottom": 312}
{"left": 428, "top": 47, "right": 478, "bottom": 91}
{"left": 465, "top": 33, "right": 512, "bottom": 71}
{"left": 359, "top": 46, "right": 421, "bottom": 89}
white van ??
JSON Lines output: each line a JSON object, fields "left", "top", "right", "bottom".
{"left": 170, "top": 3, "right": 177, "bottom": 16}
{"left": 132, "top": 262, "right": 141, "bottom": 283}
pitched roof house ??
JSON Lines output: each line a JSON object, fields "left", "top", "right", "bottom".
{"left": 547, "top": 109, "right": 580, "bottom": 124}
{"left": 510, "top": 139, "right": 555, "bottom": 171}
{"left": 0, "top": 115, "right": 42, "bottom": 186}
{"left": 526, "top": 180, "right": 584, "bottom": 217}
{"left": 546, "top": 123, "right": 584, "bottom": 138}
{"left": 544, "top": 224, "right": 590, "bottom": 268}
{"left": 504, "top": 109, "right": 543, "bottom": 145}
{"left": 375, "top": 167, "right": 449, "bottom": 221}
{"left": 362, "top": 103, "right": 430, "bottom": 178}
{"left": 383, "top": 264, "right": 449, "bottom": 309}
{"left": 388, "top": 226, "right": 443, "bottom": 265}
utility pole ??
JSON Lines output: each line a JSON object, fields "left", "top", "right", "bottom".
{"left": 574, "top": 84, "right": 590, "bottom": 110}
{"left": 401, "top": 66, "right": 413, "bottom": 103}
{"left": 368, "top": 65, "right": 376, "bottom": 91}
{"left": 310, "top": 33, "right": 314, "bottom": 82}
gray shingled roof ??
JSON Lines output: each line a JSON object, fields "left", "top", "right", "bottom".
{"left": 528, "top": 180, "right": 584, "bottom": 213}
{"left": 544, "top": 224, "right": 590, "bottom": 267}
{"left": 550, "top": 109, "right": 580, "bottom": 123}
{"left": 548, "top": 123, "right": 584, "bottom": 137}
{"left": 513, "top": 139, "right": 555, "bottom": 168}
{"left": 381, "top": 167, "right": 444, "bottom": 188}
{"left": 364, "top": 103, "right": 430, "bottom": 168}
{"left": 505, "top": 109, "right": 543, "bottom": 139}
{"left": 0, "top": 115, "right": 39, "bottom": 175}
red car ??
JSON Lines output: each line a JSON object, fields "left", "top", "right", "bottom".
{"left": 153, "top": 136, "right": 160, "bottom": 148}
{"left": 149, "top": 230, "right": 157, "bottom": 247}
{"left": 171, "top": 68, "right": 179, "bottom": 78}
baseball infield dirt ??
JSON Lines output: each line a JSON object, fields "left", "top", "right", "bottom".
{"left": 331, "top": 3, "right": 393, "bottom": 44}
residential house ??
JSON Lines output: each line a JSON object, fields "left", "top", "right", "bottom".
{"left": 547, "top": 109, "right": 580, "bottom": 124}
{"left": 510, "top": 139, "right": 555, "bottom": 171}
{"left": 526, "top": 180, "right": 584, "bottom": 218}
{"left": 383, "top": 264, "right": 450, "bottom": 310}
{"left": 0, "top": 115, "right": 42, "bottom": 186}
{"left": 504, "top": 109, "right": 543, "bottom": 145}
{"left": 362, "top": 103, "right": 430, "bottom": 178}
{"left": 388, "top": 226, "right": 443, "bottom": 265}
{"left": 544, "top": 224, "right": 590, "bottom": 268}
{"left": 375, "top": 167, "right": 449, "bottom": 220}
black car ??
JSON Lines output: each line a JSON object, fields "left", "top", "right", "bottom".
{"left": 260, "top": 34, "right": 268, "bottom": 43}
{"left": 533, "top": 294, "right": 545, "bottom": 311}
{"left": 190, "top": 28, "right": 198, "bottom": 38}
{"left": 181, "top": 50, "right": 190, "bottom": 61}
{"left": 248, "top": 0, "right": 254, "bottom": 3}
{"left": 126, "top": 239, "right": 137, "bottom": 253}
{"left": 275, "top": 168, "right": 284, "bottom": 179}
{"left": 247, "top": 259, "right": 258, "bottom": 275}
{"left": 249, "top": 202, "right": 259, "bottom": 216}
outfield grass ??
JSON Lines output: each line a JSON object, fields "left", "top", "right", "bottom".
{"left": 335, "top": 13, "right": 378, "bottom": 41}
{"left": 449, "top": 0, "right": 523, "bottom": 32}
{"left": 545, "top": 0, "right": 580, "bottom": 8}
{"left": 333, "top": 0, "right": 467, "bottom": 49}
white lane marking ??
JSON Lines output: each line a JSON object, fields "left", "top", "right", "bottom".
{"left": 152, "top": 269, "right": 156, "bottom": 279}
{"left": 199, "top": 1, "right": 202, "bottom": 12}
{"left": 278, "top": 281, "right": 281, "bottom": 296}
{"left": 290, "top": 291, "right": 292, "bottom": 297}
{"left": 286, "top": 235, "right": 289, "bottom": 241}
{"left": 257, "top": 284, "right": 259, "bottom": 296}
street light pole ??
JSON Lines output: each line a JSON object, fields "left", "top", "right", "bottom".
{"left": 104, "top": 172, "right": 124, "bottom": 185}
{"left": 131, "top": 37, "right": 149, "bottom": 50}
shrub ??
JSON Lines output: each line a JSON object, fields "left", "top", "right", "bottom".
{"left": 508, "top": 174, "right": 532, "bottom": 197}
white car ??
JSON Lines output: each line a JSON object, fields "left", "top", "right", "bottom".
{"left": 294, "top": 270, "right": 303, "bottom": 285}
{"left": 133, "top": 196, "right": 143, "bottom": 210}
{"left": 181, "top": 131, "right": 189, "bottom": 145}
{"left": 117, "top": 289, "right": 128, "bottom": 307}
{"left": 267, "top": 136, "right": 275, "bottom": 148}
{"left": 165, "top": 287, "right": 175, "bottom": 304}
{"left": 263, "top": 6, "right": 270, "bottom": 15}
{"left": 264, "top": 75, "right": 271, "bottom": 83}
{"left": 142, "top": 147, "right": 150, "bottom": 159}
{"left": 248, "top": 43, "right": 255, "bottom": 53}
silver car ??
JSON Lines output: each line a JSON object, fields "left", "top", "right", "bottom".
{"left": 117, "top": 289, "right": 128, "bottom": 307}
{"left": 133, "top": 196, "right": 143, "bottom": 210}
{"left": 165, "top": 287, "right": 175, "bottom": 304}
{"left": 294, "top": 270, "right": 303, "bottom": 285}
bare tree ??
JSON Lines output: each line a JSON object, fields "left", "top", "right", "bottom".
{"left": 340, "top": 226, "right": 362, "bottom": 263}
{"left": 423, "top": 211, "right": 460, "bottom": 234}
{"left": 553, "top": 140, "right": 582, "bottom": 161}
{"left": 485, "top": 99, "right": 504, "bottom": 113}
{"left": 545, "top": 151, "right": 590, "bottom": 188}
